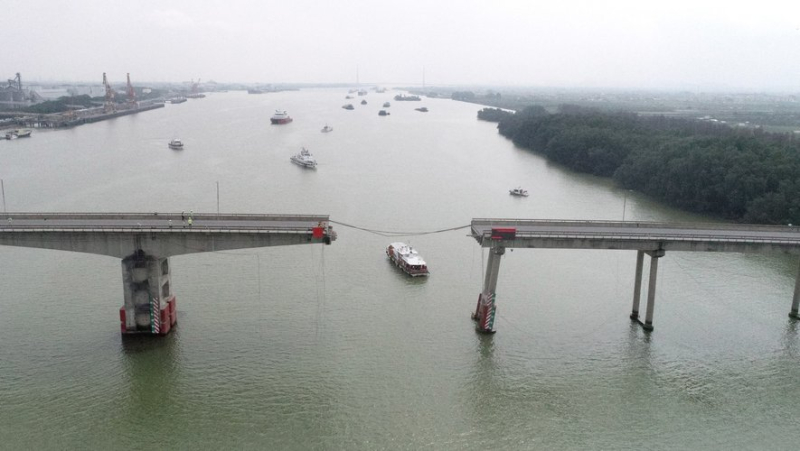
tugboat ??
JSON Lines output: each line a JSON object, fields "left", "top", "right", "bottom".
{"left": 270, "top": 110, "right": 293, "bottom": 124}
{"left": 386, "top": 242, "right": 429, "bottom": 277}
{"left": 321, "top": 124, "right": 333, "bottom": 133}
{"left": 342, "top": 104, "right": 354, "bottom": 110}
{"left": 378, "top": 110, "right": 390, "bottom": 116}
{"left": 290, "top": 147, "right": 317, "bottom": 168}
{"left": 509, "top": 187, "right": 529, "bottom": 197}
{"left": 168, "top": 138, "right": 184, "bottom": 150}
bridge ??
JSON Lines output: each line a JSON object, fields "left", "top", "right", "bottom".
{"left": 470, "top": 219, "right": 800, "bottom": 333}
{"left": 0, "top": 212, "right": 336, "bottom": 335}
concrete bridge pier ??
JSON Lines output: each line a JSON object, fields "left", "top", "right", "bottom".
{"left": 120, "top": 250, "right": 176, "bottom": 335}
{"left": 630, "top": 249, "right": 664, "bottom": 332}
{"left": 630, "top": 251, "right": 645, "bottom": 321}
{"left": 472, "top": 245, "right": 505, "bottom": 333}
{"left": 790, "top": 257, "right": 800, "bottom": 320}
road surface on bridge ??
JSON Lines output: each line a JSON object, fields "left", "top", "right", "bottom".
{"left": 471, "top": 219, "right": 800, "bottom": 254}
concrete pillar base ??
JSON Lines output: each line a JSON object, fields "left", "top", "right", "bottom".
{"left": 120, "top": 250, "right": 176, "bottom": 335}
{"left": 789, "top": 312, "right": 800, "bottom": 320}
{"left": 629, "top": 311, "right": 639, "bottom": 320}
{"left": 642, "top": 321, "right": 654, "bottom": 332}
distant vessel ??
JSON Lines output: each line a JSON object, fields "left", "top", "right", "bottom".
{"left": 357, "top": 90, "right": 368, "bottom": 96}
{"left": 361, "top": 99, "right": 367, "bottom": 105}
{"left": 169, "top": 97, "right": 187, "bottom": 104}
{"left": 168, "top": 139, "right": 184, "bottom": 150}
{"left": 186, "top": 93, "right": 206, "bottom": 99}
{"left": 509, "top": 187, "right": 529, "bottom": 197}
{"left": 5, "top": 129, "right": 32, "bottom": 139}
{"left": 342, "top": 104, "right": 354, "bottom": 110}
{"left": 415, "top": 107, "right": 429, "bottom": 112}
{"left": 378, "top": 110, "right": 390, "bottom": 116}
{"left": 345, "top": 95, "right": 353, "bottom": 99}
{"left": 394, "top": 94, "right": 421, "bottom": 101}
{"left": 290, "top": 147, "right": 317, "bottom": 168}
{"left": 386, "top": 243, "right": 429, "bottom": 277}
{"left": 383, "top": 102, "right": 391, "bottom": 107}
{"left": 248, "top": 89, "right": 265, "bottom": 94}
{"left": 321, "top": 125, "right": 333, "bottom": 133}
{"left": 270, "top": 110, "right": 293, "bottom": 124}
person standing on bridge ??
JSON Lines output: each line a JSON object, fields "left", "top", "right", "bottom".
{"left": 188, "top": 217, "right": 193, "bottom": 227}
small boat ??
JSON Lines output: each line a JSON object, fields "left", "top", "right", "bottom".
{"left": 5, "top": 129, "right": 32, "bottom": 139}
{"left": 270, "top": 110, "right": 293, "bottom": 124}
{"left": 342, "top": 104, "right": 354, "bottom": 110}
{"left": 386, "top": 243, "right": 429, "bottom": 277}
{"left": 321, "top": 125, "right": 333, "bottom": 133}
{"left": 394, "top": 94, "right": 421, "bottom": 101}
{"left": 290, "top": 147, "right": 317, "bottom": 168}
{"left": 345, "top": 95, "right": 353, "bottom": 99}
{"left": 357, "top": 90, "right": 368, "bottom": 96}
{"left": 360, "top": 99, "right": 367, "bottom": 105}
{"left": 169, "top": 97, "right": 187, "bottom": 104}
{"left": 509, "top": 187, "right": 529, "bottom": 197}
{"left": 383, "top": 102, "right": 391, "bottom": 107}
{"left": 415, "top": 107, "right": 429, "bottom": 112}
{"left": 378, "top": 110, "right": 390, "bottom": 116}
{"left": 168, "top": 139, "right": 184, "bottom": 150}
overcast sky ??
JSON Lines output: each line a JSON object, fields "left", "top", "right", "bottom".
{"left": 5, "top": 0, "right": 800, "bottom": 91}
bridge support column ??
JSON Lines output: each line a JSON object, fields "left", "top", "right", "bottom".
{"left": 790, "top": 257, "right": 800, "bottom": 320}
{"left": 119, "top": 250, "right": 177, "bottom": 335}
{"left": 642, "top": 250, "right": 664, "bottom": 331}
{"left": 630, "top": 251, "right": 645, "bottom": 320}
{"left": 472, "top": 245, "right": 505, "bottom": 333}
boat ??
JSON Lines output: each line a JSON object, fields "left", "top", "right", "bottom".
{"left": 345, "top": 95, "right": 353, "bottom": 99}
{"left": 342, "top": 104, "right": 354, "bottom": 110}
{"left": 415, "top": 107, "right": 429, "bottom": 112}
{"left": 509, "top": 187, "right": 529, "bottom": 197}
{"left": 169, "top": 97, "right": 187, "bottom": 104}
{"left": 168, "top": 139, "right": 184, "bottom": 150}
{"left": 321, "top": 125, "right": 333, "bottom": 133}
{"left": 270, "top": 110, "right": 293, "bottom": 124}
{"left": 383, "top": 102, "right": 391, "bottom": 107}
{"left": 186, "top": 93, "right": 206, "bottom": 99}
{"left": 394, "top": 94, "right": 421, "bottom": 101}
{"left": 247, "top": 89, "right": 265, "bottom": 94}
{"left": 5, "top": 129, "right": 32, "bottom": 139}
{"left": 357, "top": 90, "right": 368, "bottom": 96}
{"left": 290, "top": 147, "right": 317, "bottom": 168}
{"left": 386, "top": 243, "right": 429, "bottom": 277}
{"left": 378, "top": 110, "right": 390, "bottom": 116}
{"left": 360, "top": 100, "right": 367, "bottom": 105}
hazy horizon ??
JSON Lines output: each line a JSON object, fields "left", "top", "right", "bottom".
{"left": 6, "top": 0, "right": 800, "bottom": 92}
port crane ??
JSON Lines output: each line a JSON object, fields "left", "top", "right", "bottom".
{"left": 126, "top": 73, "right": 137, "bottom": 108}
{"left": 102, "top": 72, "right": 116, "bottom": 113}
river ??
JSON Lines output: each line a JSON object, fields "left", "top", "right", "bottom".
{"left": 1, "top": 89, "right": 798, "bottom": 450}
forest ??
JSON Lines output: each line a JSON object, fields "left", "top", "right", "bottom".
{"left": 479, "top": 106, "right": 800, "bottom": 224}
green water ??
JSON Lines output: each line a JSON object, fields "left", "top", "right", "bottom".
{"left": 1, "top": 90, "right": 798, "bottom": 449}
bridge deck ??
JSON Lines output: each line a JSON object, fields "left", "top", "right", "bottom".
{"left": 471, "top": 219, "right": 800, "bottom": 254}
{"left": 0, "top": 212, "right": 336, "bottom": 257}
{"left": 0, "top": 212, "right": 330, "bottom": 231}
